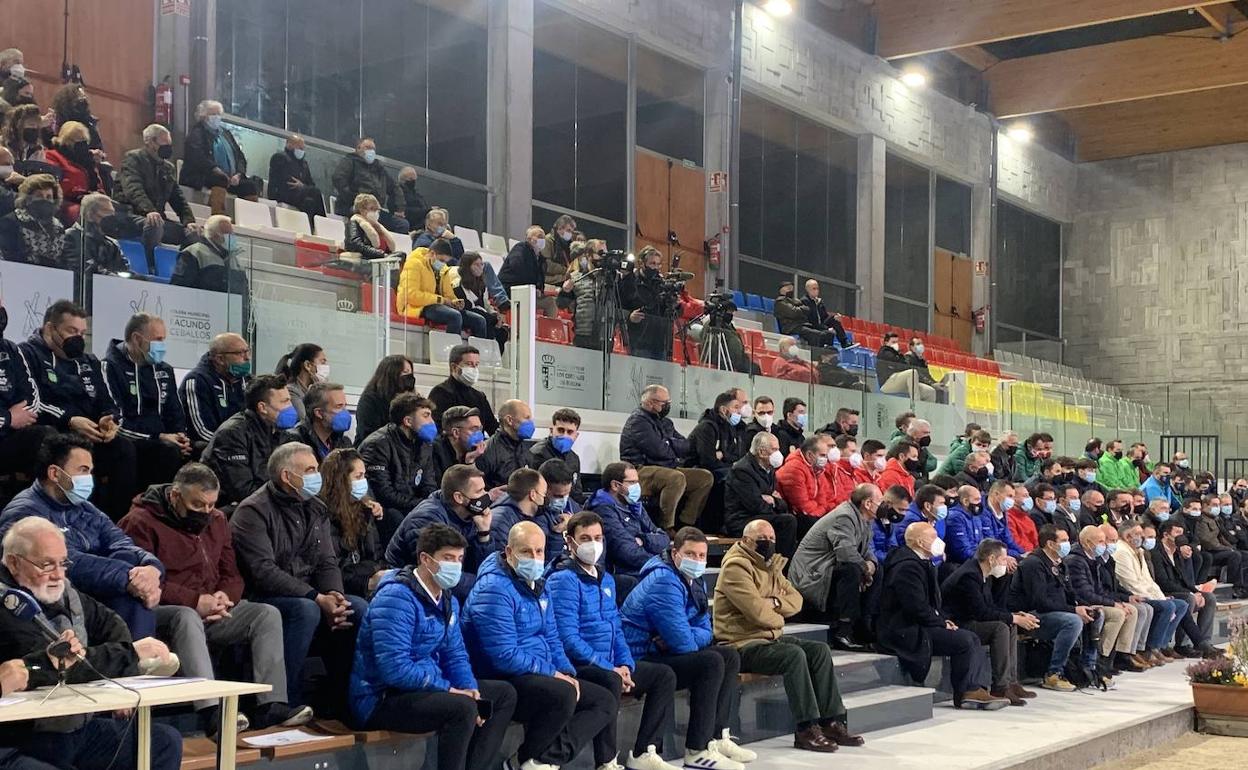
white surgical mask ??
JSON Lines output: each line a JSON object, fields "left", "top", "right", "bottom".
{"left": 8, "top": 64, "right": 25, "bottom": 80}
{"left": 928, "top": 538, "right": 946, "bottom": 559}
{"left": 849, "top": 452, "right": 864, "bottom": 468}
{"left": 315, "top": 363, "right": 331, "bottom": 382}
{"left": 757, "top": 414, "right": 774, "bottom": 429}
{"left": 874, "top": 456, "right": 887, "bottom": 471}
{"left": 575, "top": 540, "right": 604, "bottom": 565}
{"left": 456, "top": 365, "right": 480, "bottom": 386}
{"left": 827, "top": 447, "right": 842, "bottom": 464}
{"left": 0, "top": 165, "right": 13, "bottom": 179}
{"left": 989, "top": 563, "right": 1007, "bottom": 579}
{"left": 365, "top": 210, "right": 380, "bottom": 223}
{"left": 768, "top": 450, "right": 784, "bottom": 469}
{"left": 738, "top": 403, "right": 753, "bottom": 421}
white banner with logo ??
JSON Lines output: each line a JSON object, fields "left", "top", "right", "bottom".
{"left": 535, "top": 343, "right": 605, "bottom": 411}
{"left": 91, "top": 276, "right": 242, "bottom": 368}
{"left": 0, "top": 263, "right": 76, "bottom": 344}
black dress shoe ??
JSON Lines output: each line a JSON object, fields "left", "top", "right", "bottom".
{"left": 830, "top": 635, "right": 871, "bottom": 652}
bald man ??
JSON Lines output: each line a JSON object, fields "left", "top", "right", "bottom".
{"left": 267, "top": 134, "right": 325, "bottom": 217}
{"left": 462, "top": 521, "right": 616, "bottom": 769}
{"left": 878, "top": 522, "right": 1006, "bottom": 710}
{"left": 714, "top": 520, "right": 862, "bottom": 753}
{"left": 179, "top": 332, "right": 252, "bottom": 446}
{"left": 477, "top": 399, "right": 535, "bottom": 489}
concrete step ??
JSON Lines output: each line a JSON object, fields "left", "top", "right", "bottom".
{"left": 752, "top": 682, "right": 935, "bottom": 740}
{"left": 780, "top": 622, "right": 828, "bottom": 643}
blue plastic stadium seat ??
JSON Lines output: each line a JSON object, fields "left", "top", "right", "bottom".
{"left": 732, "top": 290, "right": 746, "bottom": 309}
{"left": 761, "top": 297, "right": 775, "bottom": 314}
{"left": 746, "top": 293, "right": 764, "bottom": 311}
{"left": 118, "top": 240, "right": 150, "bottom": 275}
{"left": 153, "top": 246, "right": 178, "bottom": 280}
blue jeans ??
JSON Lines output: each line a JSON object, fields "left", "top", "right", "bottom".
{"left": 20, "top": 718, "right": 182, "bottom": 770}
{"left": 482, "top": 262, "right": 509, "bottom": 309}
{"left": 1145, "top": 597, "right": 1188, "bottom": 651}
{"left": 1035, "top": 611, "right": 1084, "bottom": 675}
{"left": 421, "top": 303, "right": 488, "bottom": 337}
{"left": 103, "top": 594, "right": 155, "bottom": 640}
{"left": 258, "top": 594, "right": 368, "bottom": 710}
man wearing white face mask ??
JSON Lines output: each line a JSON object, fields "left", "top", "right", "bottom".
{"left": 179, "top": 100, "right": 260, "bottom": 215}
{"left": 776, "top": 435, "right": 836, "bottom": 527}
{"left": 879, "top": 522, "right": 1007, "bottom": 710}
{"left": 500, "top": 224, "right": 560, "bottom": 318}
{"left": 724, "top": 432, "right": 797, "bottom": 556}
{"left": 744, "top": 396, "right": 776, "bottom": 443}
{"left": 331, "top": 137, "right": 409, "bottom": 231}
{"left": 230, "top": 442, "right": 367, "bottom": 713}
{"left": 429, "top": 343, "right": 499, "bottom": 434}
{"left": 547, "top": 512, "right": 682, "bottom": 770}
{"left": 0, "top": 433, "right": 165, "bottom": 640}
{"left": 941, "top": 539, "right": 1039, "bottom": 706}
{"left": 267, "top": 134, "right": 325, "bottom": 218}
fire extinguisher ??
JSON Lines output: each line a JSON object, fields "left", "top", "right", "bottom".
{"left": 153, "top": 77, "right": 174, "bottom": 127}
{"left": 705, "top": 234, "right": 722, "bottom": 270}
{"left": 973, "top": 306, "right": 987, "bottom": 333}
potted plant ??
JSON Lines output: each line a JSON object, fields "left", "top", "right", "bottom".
{"left": 1189, "top": 617, "right": 1248, "bottom": 718}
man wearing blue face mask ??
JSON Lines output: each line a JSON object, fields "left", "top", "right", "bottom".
{"left": 102, "top": 312, "right": 189, "bottom": 490}
{"left": 360, "top": 394, "right": 439, "bottom": 545}
{"left": 621, "top": 527, "right": 751, "bottom": 769}
{"left": 1140, "top": 461, "right": 1179, "bottom": 512}
{"left": 1194, "top": 493, "right": 1248, "bottom": 598}
{"left": 528, "top": 408, "right": 587, "bottom": 504}
{"left": 430, "top": 405, "right": 489, "bottom": 486}
{"left": 280, "top": 382, "right": 353, "bottom": 464}
{"left": 0, "top": 433, "right": 165, "bottom": 640}
{"left": 1006, "top": 526, "right": 1093, "bottom": 691}
{"left": 464, "top": 521, "right": 617, "bottom": 770}
{"left": 1064, "top": 525, "right": 1140, "bottom": 679}
{"left": 179, "top": 100, "right": 259, "bottom": 215}
{"left": 349, "top": 523, "right": 517, "bottom": 770}
{"left": 591, "top": 462, "right": 671, "bottom": 580}
{"left": 478, "top": 400, "right": 536, "bottom": 490}
{"left": 685, "top": 391, "right": 748, "bottom": 482}
{"left": 981, "top": 481, "right": 1024, "bottom": 564}
{"left": 489, "top": 469, "right": 566, "bottom": 566}
{"left": 231, "top": 442, "right": 367, "bottom": 714}
{"left": 331, "top": 137, "right": 408, "bottom": 231}
{"left": 202, "top": 374, "right": 295, "bottom": 507}
{"left": 267, "top": 134, "right": 325, "bottom": 219}
{"left": 388, "top": 464, "right": 505, "bottom": 601}
{"left": 891, "top": 484, "right": 948, "bottom": 566}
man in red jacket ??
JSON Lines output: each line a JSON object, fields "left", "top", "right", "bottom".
{"left": 830, "top": 435, "right": 873, "bottom": 508}
{"left": 120, "top": 462, "right": 313, "bottom": 735}
{"left": 877, "top": 440, "right": 920, "bottom": 497}
{"left": 777, "top": 435, "right": 838, "bottom": 535}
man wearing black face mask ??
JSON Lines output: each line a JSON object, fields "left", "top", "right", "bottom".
{"left": 0, "top": 299, "right": 57, "bottom": 496}
{"left": 19, "top": 300, "right": 138, "bottom": 519}
{"left": 821, "top": 407, "right": 860, "bottom": 441}
{"left": 61, "top": 193, "right": 128, "bottom": 281}
{"left": 119, "top": 463, "right": 313, "bottom": 735}
{"left": 620, "top": 246, "right": 679, "bottom": 361}
{"left": 114, "top": 123, "right": 200, "bottom": 263}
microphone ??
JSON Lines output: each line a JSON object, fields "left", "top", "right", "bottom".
{"left": 665, "top": 270, "right": 696, "bottom": 282}
{"left": 2, "top": 586, "right": 73, "bottom": 658}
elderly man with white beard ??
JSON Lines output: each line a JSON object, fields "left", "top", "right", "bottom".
{"left": 0, "top": 517, "right": 184, "bottom": 770}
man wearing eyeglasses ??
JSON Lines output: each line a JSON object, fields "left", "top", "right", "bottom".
{"left": 0, "top": 433, "right": 164, "bottom": 640}
{"left": 0, "top": 516, "right": 183, "bottom": 770}
{"left": 619, "top": 385, "right": 714, "bottom": 531}
{"left": 179, "top": 332, "right": 252, "bottom": 451}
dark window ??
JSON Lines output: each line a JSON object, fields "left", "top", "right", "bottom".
{"left": 934, "top": 176, "right": 971, "bottom": 254}
{"left": 532, "top": 2, "right": 628, "bottom": 222}
{"left": 884, "top": 298, "right": 930, "bottom": 333}
{"left": 738, "top": 261, "right": 794, "bottom": 300}
{"left": 997, "top": 202, "right": 1061, "bottom": 338}
{"left": 884, "top": 154, "right": 930, "bottom": 304}
{"left": 636, "top": 49, "right": 703, "bottom": 165}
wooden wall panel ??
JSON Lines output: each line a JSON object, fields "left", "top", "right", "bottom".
{"left": 951, "top": 255, "right": 973, "bottom": 319}
{"left": 933, "top": 248, "right": 953, "bottom": 313}
{"left": 635, "top": 152, "right": 669, "bottom": 243}
{"left": 7, "top": 0, "right": 155, "bottom": 158}
{"left": 668, "top": 161, "right": 706, "bottom": 298}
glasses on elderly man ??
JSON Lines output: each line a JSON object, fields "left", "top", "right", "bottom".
{"left": 15, "top": 555, "right": 73, "bottom": 575}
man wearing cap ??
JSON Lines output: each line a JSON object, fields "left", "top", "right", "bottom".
{"left": 774, "top": 282, "right": 839, "bottom": 349}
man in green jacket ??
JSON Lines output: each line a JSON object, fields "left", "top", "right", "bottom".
{"left": 937, "top": 429, "right": 992, "bottom": 477}
{"left": 1016, "top": 433, "right": 1053, "bottom": 481}
{"left": 1097, "top": 439, "right": 1139, "bottom": 491}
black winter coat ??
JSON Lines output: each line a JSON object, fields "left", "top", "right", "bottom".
{"left": 498, "top": 241, "right": 545, "bottom": 290}
{"left": 1151, "top": 545, "right": 1198, "bottom": 595}
{"left": 684, "top": 409, "right": 745, "bottom": 474}
{"left": 114, "top": 148, "right": 194, "bottom": 222}
{"left": 0, "top": 338, "right": 39, "bottom": 442}
{"left": 773, "top": 420, "right": 805, "bottom": 460}
{"left": 359, "top": 423, "right": 436, "bottom": 514}
{"left": 620, "top": 408, "right": 688, "bottom": 469}
{"left": 61, "top": 224, "right": 129, "bottom": 276}
{"left": 878, "top": 546, "right": 946, "bottom": 682}
{"left": 875, "top": 345, "right": 910, "bottom": 384}
{"left": 180, "top": 121, "right": 249, "bottom": 189}
{"left": 1006, "top": 551, "right": 1076, "bottom": 614}
{"left": 202, "top": 410, "right": 282, "bottom": 506}
{"left": 267, "top": 149, "right": 317, "bottom": 206}
{"left": 428, "top": 376, "right": 499, "bottom": 435}
{"left": 230, "top": 481, "right": 344, "bottom": 599}
{"left": 331, "top": 153, "right": 404, "bottom": 215}
{"left": 280, "top": 419, "right": 352, "bottom": 463}
{"left": 329, "top": 506, "right": 385, "bottom": 598}
{"left": 477, "top": 430, "right": 531, "bottom": 489}
{"left": 991, "top": 444, "right": 1021, "bottom": 483}
{"left": 773, "top": 295, "right": 810, "bottom": 335}
{"left": 940, "top": 558, "right": 1012, "bottom": 625}
{"left": 1063, "top": 545, "right": 1118, "bottom": 606}
{"left": 528, "top": 438, "right": 586, "bottom": 504}
{"left": 723, "top": 455, "right": 788, "bottom": 536}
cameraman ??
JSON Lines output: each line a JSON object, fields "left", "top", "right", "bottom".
{"left": 620, "top": 246, "right": 678, "bottom": 361}
{"left": 562, "top": 241, "right": 619, "bottom": 351}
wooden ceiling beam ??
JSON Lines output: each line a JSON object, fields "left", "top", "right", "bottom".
{"left": 985, "top": 30, "right": 1248, "bottom": 118}
{"left": 1195, "top": 2, "right": 1246, "bottom": 34}
{"left": 1065, "top": 85, "right": 1248, "bottom": 161}
{"left": 876, "top": 0, "right": 1228, "bottom": 59}
{"left": 947, "top": 46, "right": 999, "bottom": 72}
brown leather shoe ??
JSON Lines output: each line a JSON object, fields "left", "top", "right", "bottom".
{"left": 820, "top": 721, "right": 864, "bottom": 747}
{"left": 1008, "top": 683, "right": 1037, "bottom": 699}
{"left": 991, "top": 687, "right": 1026, "bottom": 706}
{"left": 1146, "top": 650, "right": 1167, "bottom": 666}
{"left": 1161, "top": 647, "right": 1183, "bottom": 661}
{"left": 1131, "top": 653, "right": 1153, "bottom": 669}
{"left": 956, "top": 688, "right": 1010, "bottom": 710}
{"left": 794, "top": 725, "right": 838, "bottom": 753}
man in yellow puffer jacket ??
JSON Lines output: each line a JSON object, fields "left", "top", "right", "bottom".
{"left": 396, "top": 238, "right": 487, "bottom": 337}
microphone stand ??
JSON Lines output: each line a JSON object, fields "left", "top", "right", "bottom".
{"left": 38, "top": 641, "right": 96, "bottom": 705}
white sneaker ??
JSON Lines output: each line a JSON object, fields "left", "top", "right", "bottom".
{"left": 684, "top": 743, "right": 744, "bottom": 770}
{"left": 520, "top": 761, "right": 560, "bottom": 770}
{"left": 627, "top": 745, "right": 683, "bottom": 770}
{"left": 598, "top": 761, "right": 625, "bottom": 770}
{"left": 712, "top": 730, "right": 756, "bottom": 763}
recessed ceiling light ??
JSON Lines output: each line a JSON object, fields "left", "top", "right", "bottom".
{"left": 1006, "top": 124, "right": 1033, "bottom": 143}
{"left": 763, "top": 0, "right": 793, "bottom": 17}
{"left": 900, "top": 70, "right": 927, "bottom": 88}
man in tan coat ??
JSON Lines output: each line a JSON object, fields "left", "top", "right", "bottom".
{"left": 712, "top": 519, "right": 864, "bottom": 754}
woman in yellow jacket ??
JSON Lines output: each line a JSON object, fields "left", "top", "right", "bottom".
{"left": 396, "top": 238, "right": 488, "bottom": 336}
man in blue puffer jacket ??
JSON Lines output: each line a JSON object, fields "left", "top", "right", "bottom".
{"left": 0, "top": 433, "right": 164, "bottom": 639}
{"left": 489, "top": 468, "right": 570, "bottom": 565}
{"left": 349, "top": 523, "right": 516, "bottom": 770}
{"left": 462, "top": 521, "right": 615, "bottom": 770}
{"left": 387, "top": 464, "right": 505, "bottom": 600}
{"left": 619, "top": 528, "right": 754, "bottom": 770}
{"left": 591, "top": 462, "right": 670, "bottom": 579}
{"left": 945, "top": 485, "right": 988, "bottom": 564}
{"left": 891, "top": 485, "right": 949, "bottom": 567}
{"left": 547, "top": 511, "right": 681, "bottom": 770}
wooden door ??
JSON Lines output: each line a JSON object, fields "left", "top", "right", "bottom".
{"left": 635, "top": 149, "right": 707, "bottom": 298}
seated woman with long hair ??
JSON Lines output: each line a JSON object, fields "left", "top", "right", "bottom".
{"left": 319, "top": 449, "right": 388, "bottom": 597}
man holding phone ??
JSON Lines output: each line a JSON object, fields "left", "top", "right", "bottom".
{"left": 349, "top": 523, "right": 517, "bottom": 770}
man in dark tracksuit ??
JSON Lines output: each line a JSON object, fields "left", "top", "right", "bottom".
{"left": 0, "top": 303, "right": 55, "bottom": 491}
{"left": 101, "top": 319, "right": 190, "bottom": 491}
{"left": 20, "top": 301, "right": 136, "bottom": 519}
{"left": 476, "top": 399, "right": 534, "bottom": 490}
{"left": 178, "top": 344, "right": 249, "bottom": 448}
{"left": 202, "top": 375, "right": 291, "bottom": 507}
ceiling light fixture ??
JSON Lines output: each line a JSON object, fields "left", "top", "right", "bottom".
{"left": 900, "top": 69, "right": 927, "bottom": 88}
{"left": 763, "top": 0, "right": 793, "bottom": 17}
{"left": 1006, "top": 124, "right": 1033, "bottom": 143}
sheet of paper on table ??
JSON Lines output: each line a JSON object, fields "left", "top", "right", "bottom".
{"left": 86, "top": 676, "right": 207, "bottom": 690}
{"left": 242, "top": 730, "right": 336, "bottom": 748}
{"left": 0, "top": 697, "right": 25, "bottom": 707}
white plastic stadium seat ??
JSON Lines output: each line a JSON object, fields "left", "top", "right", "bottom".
{"left": 314, "top": 215, "right": 346, "bottom": 244}
{"left": 454, "top": 227, "right": 483, "bottom": 252}
{"left": 392, "top": 232, "right": 413, "bottom": 254}
{"left": 481, "top": 233, "right": 508, "bottom": 254}
{"left": 273, "top": 207, "right": 312, "bottom": 234}
{"left": 234, "top": 198, "right": 275, "bottom": 230}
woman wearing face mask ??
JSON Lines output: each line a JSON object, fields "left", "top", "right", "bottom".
{"left": 454, "top": 251, "right": 509, "bottom": 355}
{"left": 179, "top": 99, "right": 259, "bottom": 214}
{"left": 44, "top": 120, "right": 105, "bottom": 224}
{"left": 541, "top": 213, "right": 576, "bottom": 307}
{"left": 320, "top": 449, "right": 387, "bottom": 598}
{"left": 397, "top": 238, "right": 488, "bottom": 338}
{"left": 3, "top": 103, "right": 46, "bottom": 162}
{"left": 355, "top": 355, "right": 417, "bottom": 447}
{"left": 50, "top": 83, "right": 105, "bottom": 153}
{"left": 0, "top": 173, "right": 65, "bottom": 266}
{"left": 275, "top": 343, "right": 328, "bottom": 422}
{"left": 344, "top": 193, "right": 406, "bottom": 265}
